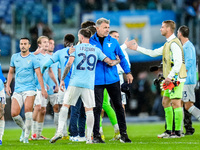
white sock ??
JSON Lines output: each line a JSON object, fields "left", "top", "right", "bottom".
{"left": 54, "top": 113, "right": 59, "bottom": 133}
{"left": 58, "top": 106, "right": 69, "bottom": 135}
{"left": 86, "top": 110, "right": 94, "bottom": 141}
{"left": 25, "top": 112, "right": 32, "bottom": 139}
{"left": 0, "top": 120, "right": 5, "bottom": 141}
{"left": 37, "top": 122, "right": 44, "bottom": 137}
{"left": 12, "top": 115, "right": 25, "bottom": 130}
{"left": 113, "top": 124, "right": 119, "bottom": 134}
{"left": 63, "top": 122, "right": 68, "bottom": 137}
{"left": 188, "top": 105, "right": 200, "bottom": 121}
{"left": 32, "top": 120, "right": 37, "bottom": 136}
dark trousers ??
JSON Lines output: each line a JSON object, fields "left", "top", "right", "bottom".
{"left": 93, "top": 81, "right": 127, "bottom": 137}
{"left": 69, "top": 97, "right": 86, "bottom": 137}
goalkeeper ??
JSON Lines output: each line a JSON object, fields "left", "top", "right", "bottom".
{"left": 131, "top": 20, "right": 187, "bottom": 138}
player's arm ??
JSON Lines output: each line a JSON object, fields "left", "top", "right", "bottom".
{"left": 35, "top": 68, "right": 48, "bottom": 99}
{"left": 103, "top": 56, "right": 120, "bottom": 66}
{"left": 6, "top": 67, "right": 15, "bottom": 96}
{"left": 131, "top": 40, "right": 163, "bottom": 57}
{"left": 58, "top": 68, "right": 61, "bottom": 81}
{"left": 41, "top": 59, "right": 54, "bottom": 74}
{"left": 60, "top": 56, "right": 75, "bottom": 91}
{"left": 33, "top": 47, "right": 42, "bottom": 55}
{"left": 48, "top": 67, "right": 59, "bottom": 93}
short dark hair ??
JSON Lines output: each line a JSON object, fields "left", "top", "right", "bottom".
{"left": 20, "top": 37, "right": 30, "bottom": 43}
{"left": 81, "top": 21, "right": 95, "bottom": 28}
{"left": 64, "top": 34, "right": 75, "bottom": 47}
{"left": 87, "top": 26, "right": 96, "bottom": 36}
{"left": 78, "top": 28, "right": 91, "bottom": 39}
{"left": 109, "top": 30, "right": 118, "bottom": 35}
{"left": 178, "top": 25, "right": 189, "bottom": 38}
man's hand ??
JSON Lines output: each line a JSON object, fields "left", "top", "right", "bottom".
{"left": 60, "top": 80, "right": 65, "bottom": 92}
{"left": 116, "top": 55, "right": 121, "bottom": 64}
{"left": 126, "top": 73, "right": 133, "bottom": 84}
{"left": 6, "top": 85, "right": 11, "bottom": 96}
{"left": 41, "top": 89, "right": 48, "bottom": 99}
{"left": 34, "top": 47, "right": 43, "bottom": 55}
{"left": 164, "top": 77, "right": 171, "bottom": 86}
{"left": 69, "top": 45, "right": 75, "bottom": 54}
{"left": 54, "top": 84, "right": 59, "bottom": 93}
{"left": 128, "top": 40, "right": 138, "bottom": 50}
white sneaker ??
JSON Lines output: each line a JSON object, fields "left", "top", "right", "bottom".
{"left": 20, "top": 130, "right": 25, "bottom": 142}
{"left": 77, "top": 136, "right": 86, "bottom": 142}
{"left": 71, "top": 136, "right": 79, "bottom": 142}
{"left": 49, "top": 134, "right": 62, "bottom": 143}
{"left": 69, "top": 136, "right": 73, "bottom": 141}
{"left": 23, "top": 138, "right": 29, "bottom": 143}
{"left": 157, "top": 132, "right": 171, "bottom": 138}
{"left": 86, "top": 139, "right": 93, "bottom": 144}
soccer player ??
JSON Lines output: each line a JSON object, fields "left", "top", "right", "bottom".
{"left": 31, "top": 36, "right": 58, "bottom": 140}
{"left": 46, "top": 38, "right": 60, "bottom": 133}
{"left": 6, "top": 37, "right": 48, "bottom": 143}
{"left": 177, "top": 25, "right": 198, "bottom": 134}
{"left": 90, "top": 18, "right": 133, "bottom": 143}
{"left": 50, "top": 28, "right": 120, "bottom": 144}
{"left": 0, "top": 61, "right": 6, "bottom": 145}
{"left": 42, "top": 34, "right": 75, "bottom": 139}
{"left": 131, "top": 20, "right": 187, "bottom": 138}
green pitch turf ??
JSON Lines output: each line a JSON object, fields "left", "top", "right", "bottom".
{"left": 1, "top": 122, "right": 200, "bottom": 150}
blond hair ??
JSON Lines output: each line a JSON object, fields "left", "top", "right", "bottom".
{"left": 37, "top": 36, "right": 49, "bottom": 45}
{"left": 163, "top": 20, "right": 176, "bottom": 32}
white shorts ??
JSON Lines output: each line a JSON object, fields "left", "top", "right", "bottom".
{"left": 63, "top": 86, "right": 95, "bottom": 108}
{"left": 12, "top": 91, "right": 36, "bottom": 109}
{"left": 34, "top": 90, "right": 48, "bottom": 107}
{"left": 0, "top": 89, "right": 6, "bottom": 104}
{"left": 121, "top": 93, "right": 126, "bottom": 105}
{"left": 182, "top": 84, "right": 196, "bottom": 103}
{"left": 58, "top": 88, "right": 66, "bottom": 104}
{"left": 47, "top": 93, "right": 58, "bottom": 106}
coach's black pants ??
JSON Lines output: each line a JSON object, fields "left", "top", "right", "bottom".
{"left": 93, "top": 81, "right": 127, "bottom": 137}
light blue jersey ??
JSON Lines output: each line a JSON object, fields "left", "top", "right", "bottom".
{"left": 47, "top": 62, "right": 60, "bottom": 95}
{"left": 35, "top": 53, "right": 51, "bottom": 90}
{"left": 69, "top": 43, "right": 107, "bottom": 90}
{"left": 51, "top": 47, "right": 71, "bottom": 88}
{"left": 10, "top": 52, "right": 40, "bottom": 93}
{"left": 51, "top": 47, "right": 70, "bottom": 76}
{"left": 0, "top": 63, "right": 5, "bottom": 91}
{"left": 183, "top": 40, "right": 196, "bottom": 85}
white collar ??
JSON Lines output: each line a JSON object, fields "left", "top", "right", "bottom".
{"left": 166, "top": 33, "right": 176, "bottom": 42}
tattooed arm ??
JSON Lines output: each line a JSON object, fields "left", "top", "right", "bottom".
{"left": 60, "top": 56, "right": 75, "bottom": 91}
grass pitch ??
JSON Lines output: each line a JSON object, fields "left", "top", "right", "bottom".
{"left": 1, "top": 122, "right": 200, "bottom": 150}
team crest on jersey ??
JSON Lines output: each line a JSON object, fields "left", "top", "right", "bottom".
{"left": 107, "top": 43, "right": 112, "bottom": 47}
{"left": 27, "top": 60, "right": 31, "bottom": 64}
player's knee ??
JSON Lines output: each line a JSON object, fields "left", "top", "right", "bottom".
{"left": 11, "top": 111, "right": 18, "bottom": 117}
{"left": 184, "top": 102, "right": 193, "bottom": 111}
{"left": 40, "top": 107, "right": 46, "bottom": 115}
{"left": 53, "top": 104, "right": 59, "bottom": 113}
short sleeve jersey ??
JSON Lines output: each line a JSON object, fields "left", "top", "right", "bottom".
{"left": 10, "top": 52, "right": 40, "bottom": 92}
{"left": 47, "top": 61, "right": 60, "bottom": 95}
{"left": 34, "top": 53, "right": 51, "bottom": 90}
{"left": 69, "top": 43, "right": 106, "bottom": 90}
{"left": 0, "top": 63, "right": 5, "bottom": 91}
